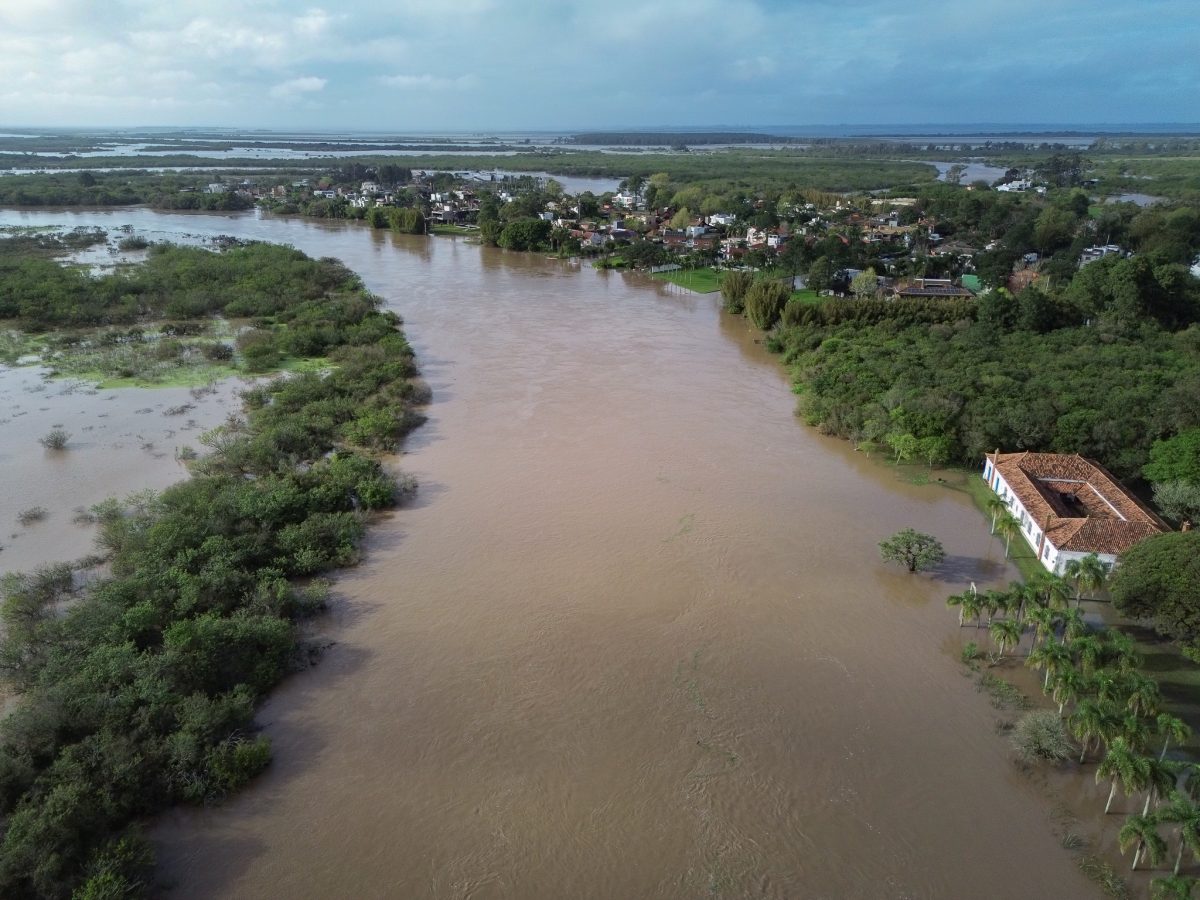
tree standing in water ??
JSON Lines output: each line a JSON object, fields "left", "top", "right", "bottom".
{"left": 878, "top": 529, "right": 945, "bottom": 573}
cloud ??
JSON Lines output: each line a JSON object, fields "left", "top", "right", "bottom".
{"left": 269, "top": 76, "right": 328, "bottom": 100}
{"left": 293, "top": 8, "right": 333, "bottom": 37}
{"left": 378, "top": 73, "right": 478, "bottom": 91}
{"left": 0, "top": 0, "right": 1194, "bottom": 128}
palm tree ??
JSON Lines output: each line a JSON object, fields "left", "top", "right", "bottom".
{"left": 981, "top": 589, "right": 1007, "bottom": 627}
{"left": 1144, "top": 757, "right": 1183, "bottom": 817}
{"left": 995, "top": 512, "right": 1022, "bottom": 559}
{"left": 1071, "top": 698, "right": 1120, "bottom": 763}
{"left": 1159, "top": 714, "right": 1193, "bottom": 762}
{"left": 1122, "top": 712, "right": 1153, "bottom": 754}
{"left": 986, "top": 494, "right": 1009, "bottom": 534}
{"left": 1159, "top": 791, "right": 1200, "bottom": 875}
{"left": 1103, "top": 630, "right": 1143, "bottom": 673}
{"left": 1151, "top": 876, "right": 1198, "bottom": 899}
{"left": 1097, "top": 737, "right": 1151, "bottom": 814}
{"left": 1074, "top": 553, "right": 1110, "bottom": 606}
{"left": 1071, "top": 634, "right": 1105, "bottom": 676}
{"left": 1121, "top": 672, "right": 1162, "bottom": 719}
{"left": 1122, "top": 812, "right": 1168, "bottom": 871}
{"left": 1008, "top": 579, "right": 1040, "bottom": 622}
{"left": 946, "top": 591, "right": 970, "bottom": 626}
{"left": 989, "top": 617, "right": 1024, "bottom": 661}
{"left": 1043, "top": 574, "right": 1073, "bottom": 610}
{"left": 1053, "top": 666, "right": 1088, "bottom": 716}
{"left": 1028, "top": 638, "right": 1072, "bottom": 692}
{"left": 1026, "top": 606, "right": 1059, "bottom": 650}
{"left": 1060, "top": 607, "right": 1087, "bottom": 642}
{"left": 1064, "top": 556, "right": 1087, "bottom": 604}
{"left": 959, "top": 591, "right": 984, "bottom": 629}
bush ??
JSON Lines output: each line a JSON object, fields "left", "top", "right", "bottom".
{"left": 720, "top": 270, "right": 753, "bottom": 314}
{"left": 15, "top": 506, "right": 47, "bottom": 526}
{"left": 202, "top": 342, "right": 234, "bottom": 361}
{"left": 38, "top": 428, "right": 70, "bottom": 450}
{"left": 744, "top": 279, "right": 792, "bottom": 330}
{"left": 1011, "top": 710, "right": 1074, "bottom": 762}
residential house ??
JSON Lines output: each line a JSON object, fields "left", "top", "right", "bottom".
{"left": 982, "top": 451, "right": 1168, "bottom": 574}
{"left": 891, "top": 278, "right": 974, "bottom": 299}
{"left": 1080, "top": 245, "right": 1126, "bottom": 267}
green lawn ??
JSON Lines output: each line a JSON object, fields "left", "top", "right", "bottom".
{"left": 651, "top": 266, "right": 723, "bottom": 293}
{"left": 430, "top": 224, "right": 475, "bottom": 235}
{"left": 789, "top": 289, "right": 823, "bottom": 305}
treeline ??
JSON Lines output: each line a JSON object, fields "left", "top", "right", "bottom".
{"left": 569, "top": 132, "right": 793, "bottom": 146}
{"left": 0, "top": 241, "right": 353, "bottom": 329}
{"left": 0, "top": 173, "right": 253, "bottom": 210}
{"left": 769, "top": 253, "right": 1200, "bottom": 482}
{"left": 0, "top": 244, "right": 424, "bottom": 898}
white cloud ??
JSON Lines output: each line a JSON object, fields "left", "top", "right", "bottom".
{"left": 269, "top": 76, "right": 328, "bottom": 100}
{"left": 378, "top": 74, "right": 478, "bottom": 91}
{"left": 294, "top": 8, "right": 334, "bottom": 38}
{"left": 0, "top": 0, "right": 1193, "bottom": 128}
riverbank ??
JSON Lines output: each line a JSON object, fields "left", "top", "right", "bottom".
{"left": 0, "top": 238, "right": 426, "bottom": 896}
{"left": 0, "top": 206, "right": 1098, "bottom": 898}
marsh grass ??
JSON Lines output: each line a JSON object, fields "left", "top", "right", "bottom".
{"left": 17, "top": 507, "right": 47, "bottom": 526}
{"left": 1077, "top": 855, "right": 1129, "bottom": 899}
{"left": 977, "top": 672, "right": 1030, "bottom": 710}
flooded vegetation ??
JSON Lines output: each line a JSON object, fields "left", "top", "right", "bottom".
{"left": 4, "top": 204, "right": 1193, "bottom": 896}
{"left": 0, "top": 209, "right": 1107, "bottom": 897}
{"left": 0, "top": 227, "right": 425, "bottom": 896}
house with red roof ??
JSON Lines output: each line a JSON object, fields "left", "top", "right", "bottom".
{"left": 982, "top": 451, "right": 1168, "bottom": 574}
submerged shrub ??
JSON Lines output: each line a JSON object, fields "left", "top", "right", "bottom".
{"left": 15, "top": 506, "right": 47, "bottom": 526}
{"left": 38, "top": 428, "right": 70, "bottom": 450}
{"left": 1011, "top": 710, "right": 1074, "bottom": 762}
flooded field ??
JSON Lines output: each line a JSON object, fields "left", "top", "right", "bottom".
{"left": 0, "top": 364, "right": 242, "bottom": 572}
{"left": 0, "top": 207, "right": 1106, "bottom": 897}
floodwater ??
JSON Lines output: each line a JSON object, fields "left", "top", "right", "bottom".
{"left": 0, "top": 365, "right": 243, "bottom": 573}
{"left": 0, "top": 207, "right": 1098, "bottom": 898}
{"left": 929, "top": 160, "right": 1009, "bottom": 185}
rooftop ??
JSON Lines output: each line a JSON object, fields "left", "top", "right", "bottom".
{"left": 988, "top": 451, "right": 1168, "bottom": 555}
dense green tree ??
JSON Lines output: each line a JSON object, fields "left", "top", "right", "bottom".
{"left": 878, "top": 529, "right": 945, "bottom": 573}
{"left": 497, "top": 218, "right": 551, "bottom": 251}
{"left": 1145, "top": 429, "right": 1200, "bottom": 486}
{"left": 806, "top": 256, "right": 834, "bottom": 292}
{"left": 1110, "top": 532, "right": 1200, "bottom": 644}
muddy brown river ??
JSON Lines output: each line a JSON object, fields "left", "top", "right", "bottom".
{"left": 0, "top": 209, "right": 1098, "bottom": 898}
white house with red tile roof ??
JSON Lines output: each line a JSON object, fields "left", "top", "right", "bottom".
{"left": 982, "top": 451, "right": 1168, "bottom": 574}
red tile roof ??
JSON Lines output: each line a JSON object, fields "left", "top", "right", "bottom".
{"left": 988, "top": 451, "right": 1168, "bottom": 555}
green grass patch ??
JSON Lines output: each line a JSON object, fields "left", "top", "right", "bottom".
{"left": 429, "top": 224, "right": 474, "bottom": 235}
{"left": 652, "top": 266, "right": 723, "bottom": 293}
{"left": 788, "top": 289, "right": 823, "bottom": 305}
{"left": 0, "top": 329, "right": 46, "bottom": 366}
{"left": 954, "top": 470, "right": 1046, "bottom": 580}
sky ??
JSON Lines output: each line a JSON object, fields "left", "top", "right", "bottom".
{"left": 0, "top": 0, "right": 1196, "bottom": 131}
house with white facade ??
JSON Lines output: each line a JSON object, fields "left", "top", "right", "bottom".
{"left": 982, "top": 451, "right": 1168, "bottom": 574}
